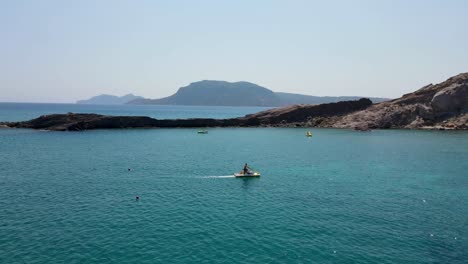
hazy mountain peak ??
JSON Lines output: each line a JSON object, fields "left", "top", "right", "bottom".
{"left": 128, "top": 80, "right": 389, "bottom": 106}
{"left": 76, "top": 94, "right": 144, "bottom": 105}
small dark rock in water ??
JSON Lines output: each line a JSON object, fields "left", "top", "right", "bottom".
{"left": 128, "top": 168, "right": 131, "bottom": 171}
{"left": 136, "top": 196, "right": 140, "bottom": 200}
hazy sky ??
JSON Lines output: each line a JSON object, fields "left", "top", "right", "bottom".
{"left": 1, "top": 0, "right": 467, "bottom": 103}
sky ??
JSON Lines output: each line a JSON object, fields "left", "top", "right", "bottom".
{"left": 1, "top": 0, "right": 467, "bottom": 103}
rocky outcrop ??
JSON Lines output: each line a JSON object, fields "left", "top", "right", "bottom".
{"left": 240, "top": 98, "right": 372, "bottom": 126}
{"left": 2, "top": 99, "right": 372, "bottom": 131}
{"left": 3, "top": 113, "right": 237, "bottom": 131}
{"left": 327, "top": 73, "right": 468, "bottom": 130}
{"left": 431, "top": 83, "right": 468, "bottom": 114}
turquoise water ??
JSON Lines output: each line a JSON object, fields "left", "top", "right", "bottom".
{"left": 1, "top": 106, "right": 468, "bottom": 263}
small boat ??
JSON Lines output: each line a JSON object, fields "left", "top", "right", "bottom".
{"left": 306, "top": 131, "right": 312, "bottom": 137}
{"left": 234, "top": 171, "right": 261, "bottom": 177}
{"left": 197, "top": 130, "right": 208, "bottom": 134}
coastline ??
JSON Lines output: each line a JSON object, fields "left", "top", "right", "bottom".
{"left": 0, "top": 99, "right": 374, "bottom": 131}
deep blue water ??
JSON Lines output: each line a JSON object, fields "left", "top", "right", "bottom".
{"left": 0, "top": 103, "right": 271, "bottom": 122}
{"left": 0, "top": 104, "right": 467, "bottom": 263}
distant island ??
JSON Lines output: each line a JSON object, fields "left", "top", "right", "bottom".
{"left": 129, "top": 80, "right": 280, "bottom": 106}
{"left": 76, "top": 94, "right": 144, "bottom": 105}
{"left": 77, "top": 81, "right": 389, "bottom": 106}
{"left": 7, "top": 72, "right": 467, "bottom": 131}
{"left": 128, "top": 80, "right": 389, "bottom": 106}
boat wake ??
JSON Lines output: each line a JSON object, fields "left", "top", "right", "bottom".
{"left": 198, "top": 175, "right": 235, "bottom": 179}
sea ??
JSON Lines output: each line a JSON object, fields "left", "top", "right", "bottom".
{"left": 0, "top": 103, "right": 467, "bottom": 263}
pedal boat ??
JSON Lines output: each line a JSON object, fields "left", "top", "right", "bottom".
{"left": 234, "top": 172, "right": 261, "bottom": 177}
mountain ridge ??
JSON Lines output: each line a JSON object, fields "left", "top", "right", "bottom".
{"left": 127, "top": 80, "right": 389, "bottom": 106}
{"left": 76, "top": 94, "right": 143, "bottom": 105}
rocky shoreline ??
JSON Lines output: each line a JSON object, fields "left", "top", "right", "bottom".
{"left": 1, "top": 73, "right": 467, "bottom": 131}
{"left": 0, "top": 99, "right": 373, "bottom": 131}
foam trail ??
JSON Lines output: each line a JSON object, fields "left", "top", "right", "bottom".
{"left": 198, "top": 175, "right": 235, "bottom": 179}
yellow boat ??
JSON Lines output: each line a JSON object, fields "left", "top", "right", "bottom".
{"left": 306, "top": 131, "right": 312, "bottom": 137}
